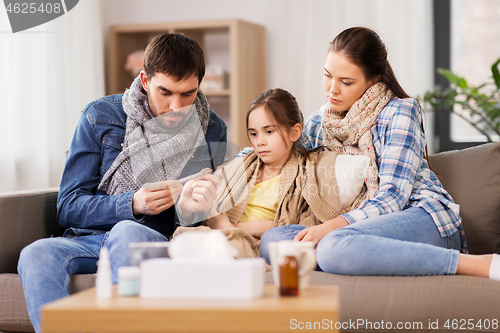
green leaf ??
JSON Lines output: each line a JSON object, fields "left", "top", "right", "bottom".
{"left": 491, "top": 109, "right": 500, "bottom": 118}
{"left": 437, "top": 68, "right": 469, "bottom": 89}
{"left": 491, "top": 58, "right": 500, "bottom": 90}
{"left": 427, "top": 63, "right": 500, "bottom": 139}
{"left": 458, "top": 78, "right": 468, "bottom": 89}
{"left": 438, "top": 68, "right": 460, "bottom": 85}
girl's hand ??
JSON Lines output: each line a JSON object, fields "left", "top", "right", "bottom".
{"left": 177, "top": 173, "right": 220, "bottom": 220}
{"left": 294, "top": 217, "right": 349, "bottom": 246}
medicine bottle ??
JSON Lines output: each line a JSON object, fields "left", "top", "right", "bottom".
{"left": 278, "top": 243, "right": 299, "bottom": 296}
{"left": 96, "top": 247, "right": 112, "bottom": 299}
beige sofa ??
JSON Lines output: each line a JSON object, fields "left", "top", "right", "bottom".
{"left": 1, "top": 142, "right": 500, "bottom": 333}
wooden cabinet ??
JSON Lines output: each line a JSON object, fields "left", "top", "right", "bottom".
{"left": 107, "top": 19, "right": 266, "bottom": 149}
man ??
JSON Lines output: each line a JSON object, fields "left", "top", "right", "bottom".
{"left": 18, "top": 33, "right": 227, "bottom": 332}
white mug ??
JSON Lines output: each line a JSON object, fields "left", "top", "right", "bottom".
{"left": 268, "top": 240, "right": 316, "bottom": 291}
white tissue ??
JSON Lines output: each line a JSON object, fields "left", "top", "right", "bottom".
{"left": 168, "top": 230, "right": 238, "bottom": 262}
{"left": 335, "top": 155, "right": 370, "bottom": 207}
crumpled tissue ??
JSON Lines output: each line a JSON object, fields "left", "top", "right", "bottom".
{"left": 168, "top": 230, "right": 238, "bottom": 262}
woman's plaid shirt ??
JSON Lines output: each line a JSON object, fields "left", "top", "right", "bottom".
{"left": 302, "top": 98, "right": 467, "bottom": 253}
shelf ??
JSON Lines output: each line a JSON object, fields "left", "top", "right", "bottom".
{"left": 203, "top": 89, "right": 231, "bottom": 97}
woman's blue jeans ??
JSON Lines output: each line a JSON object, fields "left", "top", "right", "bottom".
{"left": 17, "top": 220, "right": 169, "bottom": 333}
{"left": 260, "top": 207, "right": 461, "bottom": 276}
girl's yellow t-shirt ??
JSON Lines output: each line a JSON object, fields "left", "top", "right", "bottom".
{"left": 239, "top": 174, "right": 281, "bottom": 222}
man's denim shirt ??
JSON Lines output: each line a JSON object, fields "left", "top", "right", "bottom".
{"left": 57, "top": 94, "right": 227, "bottom": 238}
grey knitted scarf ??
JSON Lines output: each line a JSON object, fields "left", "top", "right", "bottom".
{"left": 98, "top": 75, "right": 210, "bottom": 195}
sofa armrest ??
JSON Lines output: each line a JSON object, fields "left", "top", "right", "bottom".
{"left": 429, "top": 142, "right": 500, "bottom": 254}
{"left": 0, "top": 188, "right": 64, "bottom": 274}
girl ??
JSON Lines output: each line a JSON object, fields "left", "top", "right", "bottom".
{"left": 175, "top": 88, "right": 358, "bottom": 258}
{"left": 260, "top": 27, "right": 500, "bottom": 279}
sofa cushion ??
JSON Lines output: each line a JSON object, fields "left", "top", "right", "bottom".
{"left": 429, "top": 142, "right": 500, "bottom": 254}
{"left": 306, "top": 271, "right": 500, "bottom": 332}
{"left": 0, "top": 274, "right": 95, "bottom": 333}
{"left": 0, "top": 274, "right": 33, "bottom": 333}
{"left": 0, "top": 188, "right": 62, "bottom": 274}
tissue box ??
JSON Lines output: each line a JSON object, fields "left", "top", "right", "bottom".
{"left": 140, "top": 258, "right": 266, "bottom": 300}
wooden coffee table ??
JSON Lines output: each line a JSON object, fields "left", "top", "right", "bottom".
{"left": 42, "top": 285, "right": 339, "bottom": 333}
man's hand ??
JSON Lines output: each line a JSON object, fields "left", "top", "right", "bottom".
{"left": 294, "top": 217, "right": 349, "bottom": 246}
{"left": 177, "top": 173, "right": 221, "bottom": 221}
{"left": 132, "top": 180, "right": 183, "bottom": 216}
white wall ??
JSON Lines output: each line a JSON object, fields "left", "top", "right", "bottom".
{"left": 100, "top": 0, "right": 434, "bottom": 126}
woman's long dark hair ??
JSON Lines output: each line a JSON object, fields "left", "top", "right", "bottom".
{"left": 329, "top": 27, "right": 431, "bottom": 164}
{"left": 329, "top": 27, "right": 409, "bottom": 99}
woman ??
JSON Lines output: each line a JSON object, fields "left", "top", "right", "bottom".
{"left": 260, "top": 27, "right": 498, "bottom": 278}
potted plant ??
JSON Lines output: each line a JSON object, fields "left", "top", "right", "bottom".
{"left": 422, "top": 58, "right": 500, "bottom": 142}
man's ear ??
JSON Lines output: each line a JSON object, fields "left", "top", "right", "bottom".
{"left": 140, "top": 71, "right": 149, "bottom": 92}
{"left": 291, "top": 123, "right": 303, "bottom": 142}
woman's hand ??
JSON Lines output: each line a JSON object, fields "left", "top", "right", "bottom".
{"left": 294, "top": 216, "right": 349, "bottom": 246}
{"left": 132, "top": 180, "right": 183, "bottom": 216}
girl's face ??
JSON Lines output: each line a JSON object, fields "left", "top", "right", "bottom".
{"left": 247, "top": 106, "right": 301, "bottom": 169}
{"left": 323, "top": 51, "right": 376, "bottom": 112}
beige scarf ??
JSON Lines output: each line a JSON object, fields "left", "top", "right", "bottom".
{"left": 98, "top": 76, "right": 210, "bottom": 195}
{"left": 322, "top": 82, "right": 394, "bottom": 209}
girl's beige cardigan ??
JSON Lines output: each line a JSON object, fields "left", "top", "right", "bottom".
{"left": 174, "top": 149, "right": 347, "bottom": 259}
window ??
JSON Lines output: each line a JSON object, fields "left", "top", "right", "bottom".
{"left": 433, "top": 0, "right": 500, "bottom": 151}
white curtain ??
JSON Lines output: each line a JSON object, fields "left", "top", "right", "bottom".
{"left": 0, "top": 0, "right": 105, "bottom": 192}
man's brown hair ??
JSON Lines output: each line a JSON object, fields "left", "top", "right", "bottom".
{"left": 143, "top": 33, "right": 205, "bottom": 83}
